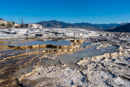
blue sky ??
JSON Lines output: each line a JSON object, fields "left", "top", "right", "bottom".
{"left": 0, "top": 0, "right": 130, "bottom": 24}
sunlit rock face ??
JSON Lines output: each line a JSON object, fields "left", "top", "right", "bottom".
{"left": 25, "top": 24, "right": 43, "bottom": 29}
{"left": 0, "top": 20, "right": 8, "bottom": 28}
{"left": 0, "top": 20, "right": 20, "bottom": 29}
{"left": 0, "top": 28, "right": 130, "bottom": 87}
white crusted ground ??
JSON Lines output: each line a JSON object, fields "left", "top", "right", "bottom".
{"left": 0, "top": 28, "right": 129, "bottom": 87}
{"left": 0, "top": 28, "right": 114, "bottom": 39}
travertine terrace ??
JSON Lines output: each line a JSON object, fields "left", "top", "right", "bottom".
{"left": 0, "top": 28, "right": 130, "bottom": 87}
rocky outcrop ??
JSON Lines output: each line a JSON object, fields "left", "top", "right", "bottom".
{"left": 0, "top": 20, "right": 8, "bottom": 28}
{"left": 0, "top": 20, "right": 20, "bottom": 28}
{"left": 25, "top": 24, "right": 42, "bottom": 29}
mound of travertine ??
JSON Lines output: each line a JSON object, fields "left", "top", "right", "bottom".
{"left": 19, "top": 66, "right": 88, "bottom": 87}
{"left": 77, "top": 51, "right": 130, "bottom": 87}
{"left": 0, "top": 28, "right": 130, "bottom": 87}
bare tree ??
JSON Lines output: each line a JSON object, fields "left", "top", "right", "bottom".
{"left": 12, "top": 21, "right": 15, "bottom": 25}
{"left": 21, "top": 18, "right": 24, "bottom": 28}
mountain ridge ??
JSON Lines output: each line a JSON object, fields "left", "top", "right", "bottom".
{"left": 36, "top": 20, "right": 121, "bottom": 31}
{"left": 107, "top": 23, "right": 130, "bottom": 32}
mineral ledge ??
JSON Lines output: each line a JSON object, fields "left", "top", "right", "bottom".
{"left": 0, "top": 28, "right": 129, "bottom": 87}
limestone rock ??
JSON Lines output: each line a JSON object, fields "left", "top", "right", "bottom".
{"left": 25, "top": 24, "right": 43, "bottom": 29}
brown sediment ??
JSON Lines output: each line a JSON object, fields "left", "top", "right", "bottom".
{"left": 19, "top": 55, "right": 40, "bottom": 68}
{"left": 0, "top": 78, "right": 19, "bottom": 87}
{"left": 0, "top": 65, "right": 19, "bottom": 87}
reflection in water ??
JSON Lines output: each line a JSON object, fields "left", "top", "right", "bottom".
{"left": 3, "top": 40, "right": 73, "bottom": 46}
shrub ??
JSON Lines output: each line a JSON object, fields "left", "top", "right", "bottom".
{"left": 7, "top": 23, "right": 13, "bottom": 28}
{"left": 0, "top": 23, "right": 5, "bottom": 26}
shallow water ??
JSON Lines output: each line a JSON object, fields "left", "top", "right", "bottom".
{"left": 80, "top": 42, "right": 92, "bottom": 47}
{"left": 0, "top": 40, "right": 95, "bottom": 69}
{"left": 3, "top": 40, "right": 73, "bottom": 46}
{"left": 56, "top": 45, "right": 118, "bottom": 68}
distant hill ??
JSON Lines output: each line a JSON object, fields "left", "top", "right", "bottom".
{"left": 0, "top": 18, "right": 20, "bottom": 28}
{"left": 107, "top": 23, "right": 130, "bottom": 32}
{"left": 37, "top": 20, "right": 121, "bottom": 31}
